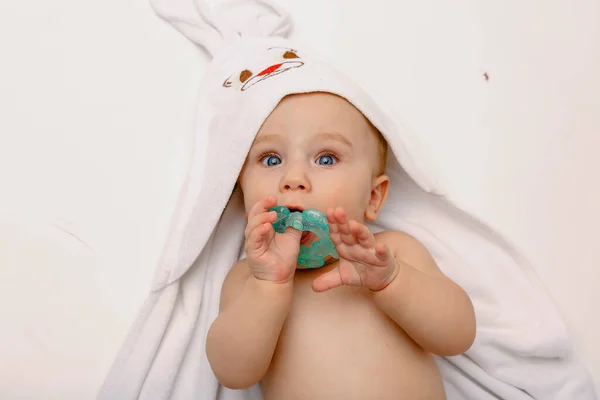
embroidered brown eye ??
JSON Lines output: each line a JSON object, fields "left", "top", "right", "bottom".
{"left": 283, "top": 51, "right": 298, "bottom": 59}
{"left": 240, "top": 69, "right": 252, "bottom": 83}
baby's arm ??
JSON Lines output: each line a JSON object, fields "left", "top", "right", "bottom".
{"left": 372, "top": 232, "right": 476, "bottom": 356}
{"left": 206, "top": 259, "right": 293, "bottom": 389}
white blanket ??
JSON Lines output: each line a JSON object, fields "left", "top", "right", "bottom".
{"left": 98, "top": 1, "right": 597, "bottom": 399}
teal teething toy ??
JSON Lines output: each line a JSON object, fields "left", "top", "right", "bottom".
{"left": 269, "top": 206, "right": 339, "bottom": 268}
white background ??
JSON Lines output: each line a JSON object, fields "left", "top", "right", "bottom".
{"left": 0, "top": 0, "right": 598, "bottom": 398}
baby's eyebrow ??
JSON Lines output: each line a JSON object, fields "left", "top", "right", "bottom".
{"left": 252, "top": 132, "right": 353, "bottom": 148}
{"left": 252, "top": 134, "right": 282, "bottom": 146}
{"left": 314, "top": 132, "right": 353, "bottom": 148}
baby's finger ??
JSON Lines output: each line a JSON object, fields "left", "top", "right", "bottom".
{"left": 326, "top": 208, "right": 338, "bottom": 230}
{"left": 246, "top": 221, "right": 272, "bottom": 252}
{"left": 247, "top": 196, "right": 277, "bottom": 222}
{"left": 349, "top": 221, "right": 375, "bottom": 248}
{"left": 311, "top": 267, "right": 343, "bottom": 292}
{"left": 283, "top": 226, "right": 303, "bottom": 243}
{"left": 375, "top": 243, "right": 392, "bottom": 262}
{"left": 332, "top": 208, "right": 354, "bottom": 245}
{"left": 245, "top": 210, "right": 277, "bottom": 239}
{"left": 326, "top": 208, "right": 341, "bottom": 244}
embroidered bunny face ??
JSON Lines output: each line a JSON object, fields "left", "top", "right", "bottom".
{"left": 222, "top": 47, "right": 304, "bottom": 91}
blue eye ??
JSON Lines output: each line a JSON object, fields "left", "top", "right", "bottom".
{"left": 261, "top": 155, "right": 282, "bottom": 166}
{"left": 316, "top": 154, "right": 336, "bottom": 166}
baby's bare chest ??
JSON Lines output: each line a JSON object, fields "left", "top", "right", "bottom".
{"left": 261, "top": 275, "right": 446, "bottom": 399}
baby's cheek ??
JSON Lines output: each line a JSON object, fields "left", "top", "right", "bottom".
{"left": 324, "top": 183, "right": 346, "bottom": 204}
{"left": 242, "top": 193, "right": 264, "bottom": 215}
{"left": 325, "top": 185, "right": 362, "bottom": 215}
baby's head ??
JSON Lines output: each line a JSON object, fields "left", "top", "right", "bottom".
{"left": 238, "top": 92, "right": 389, "bottom": 223}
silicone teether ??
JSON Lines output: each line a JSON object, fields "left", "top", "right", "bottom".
{"left": 269, "top": 206, "right": 339, "bottom": 268}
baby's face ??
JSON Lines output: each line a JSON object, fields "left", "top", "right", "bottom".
{"left": 238, "top": 92, "right": 388, "bottom": 223}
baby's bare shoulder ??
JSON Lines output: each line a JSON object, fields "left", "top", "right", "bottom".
{"left": 374, "top": 230, "right": 442, "bottom": 276}
{"left": 373, "top": 229, "right": 424, "bottom": 252}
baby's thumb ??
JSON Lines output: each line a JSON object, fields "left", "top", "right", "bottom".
{"left": 284, "top": 227, "right": 302, "bottom": 243}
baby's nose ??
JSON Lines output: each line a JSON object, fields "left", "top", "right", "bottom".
{"left": 280, "top": 170, "right": 311, "bottom": 192}
{"left": 284, "top": 182, "right": 306, "bottom": 190}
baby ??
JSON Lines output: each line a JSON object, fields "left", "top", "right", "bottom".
{"left": 206, "top": 92, "right": 476, "bottom": 399}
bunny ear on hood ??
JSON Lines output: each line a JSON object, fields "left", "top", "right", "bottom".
{"left": 149, "top": 0, "right": 293, "bottom": 57}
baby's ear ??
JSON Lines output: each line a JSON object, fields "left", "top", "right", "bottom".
{"left": 365, "top": 174, "right": 390, "bottom": 221}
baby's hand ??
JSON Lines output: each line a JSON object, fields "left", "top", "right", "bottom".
{"left": 245, "top": 196, "right": 302, "bottom": 283}
{"left": 312, "top": 207, "right": 399, "bottom": 292}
